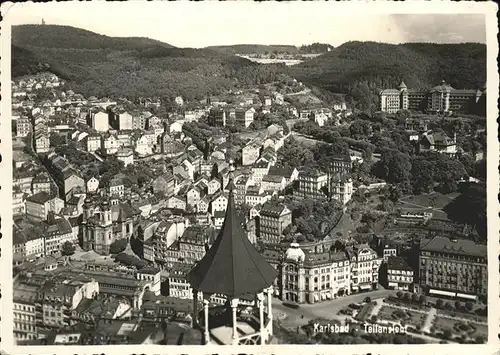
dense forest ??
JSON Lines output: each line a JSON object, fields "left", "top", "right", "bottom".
{"left": 290, "top": 41, "right": 487, "bottom": 110}
{"left": 12, "top": 25, "right": 286, "bottom": 101}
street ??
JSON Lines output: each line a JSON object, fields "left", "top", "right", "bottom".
{"left": 272, "top": 288, "right": 398, "bottom": 327}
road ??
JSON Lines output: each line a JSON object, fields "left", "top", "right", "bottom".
{"left": 272, "top": 288, "right": 398, "bottom": 328}
{"left": 286, "top": 88, "right": 312, "bottom": 96}
{"left": 235, "top": 118, "right": 308, "bottom": 141}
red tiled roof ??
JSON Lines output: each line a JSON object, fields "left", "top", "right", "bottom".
{"left": 187, "top": 177, "right": 277, "bottom": 298}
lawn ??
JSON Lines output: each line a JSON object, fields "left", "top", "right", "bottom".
{"left": 399, "top": 192, "right": 460, "bottom": 210}
{"left": 377, "top": 306, "right": 426, "bottom": 328}
{"left": 397, "top": 192, "right": 461, "bottom": 221}
{"left": 433, "top": 317, "right": 487, "bottom": 342}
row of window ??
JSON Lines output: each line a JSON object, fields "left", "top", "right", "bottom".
{"left": 14, "top": 312, "right": 36, "bottom": 321}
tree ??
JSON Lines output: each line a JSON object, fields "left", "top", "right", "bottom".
{"left": 454, "top": 300, "right": 462, "bottom": 311}
{"left": 396, "top": 291, "right": 403, "bottom": 299}
{"left": 387, "top": 185, "right": 402, "bottom": 202}
{"left": 109, "top": 238, "right": 128, "bottom": 254}
{"left": 444, "top": 184, "right": 486, "bottom": 241}
{"left": 436, "top": 299, "right": 444, "bottom": 309}
{"left": 465, "top": 301, "right": 474, "bottom": 312}
{"left": 373, "top": 149, "right": 412, "bottom": 184}
{"left": 61, "top": 241, "right": 76, "bottom": 256}
{"left": 442, "top": 328, "right": 452, "bottom": 339}
{"left": 402, "top": 293, "right": 410, "bottom": 302}
{"left": 419, "top": 295, "right": 427, "bottom": 305}
{"left": 411, "top": 293, "right": 419, "bottom": 304}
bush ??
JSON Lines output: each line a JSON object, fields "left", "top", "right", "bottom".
{"left": 110, "top": 238, "right": 128, "bottom": 254}
{"left": 61, "top": 241, "right": 76, "bottom": 256}
{"left": 436, "top": 299, "right": 444, "bottom": 309}
{"left": 443, "top": 328, "right": 452, "bottom": 339}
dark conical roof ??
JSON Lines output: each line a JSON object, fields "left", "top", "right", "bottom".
{"left": 187, "top": 175, "right": 277, "bottom": 298}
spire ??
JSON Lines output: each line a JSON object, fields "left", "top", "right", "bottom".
{"left": 187, "top": 157, "right": 277, "bottom": 298}
{"left": 42, "top": 18, "right": 46, "bottom": 25}
{"left": 227, "top": 159, "right": 236, "bottom": 193}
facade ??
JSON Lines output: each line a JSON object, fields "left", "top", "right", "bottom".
{"left": 242, "top": 144, "right": 261, "bottom": 166}
{"left": 109, "top": 108, "right": 133, "bottom": 131}
{"left": 419, "top": 237, "right": 487, "bottom": 300}
{"left": 25, "top": 192, "right": 65, "bottom": 220}
{"left": 16, "top": 117, "right": 32, "bottom": 137}
{"left": 258, "top": 203, "right": 292, "bottom": 244}
{"left": 279, "top": 244, "right": 352, "bottom": 304}
{"left": 379, "top": 80, "right": 485, "bottom": 114}
{"left": 32, "top": 173, "right": 52, "bottom": 195}
{"left": 347, "top": 244, "right": 382, "bottom": 293}
{"left": 294, "top": 170, "right": 328, "bottom": 200}
{"left": 386, "top": 256, "right": 414, "bottom": 291}
{"left": 87, "top": 109, "right": 109, "bottom": 132}
{"left": 235, "top": 108, "right": 255, "bottom": 128}
{"left": 86, "top": 135, "right": 102, "bottom": 153}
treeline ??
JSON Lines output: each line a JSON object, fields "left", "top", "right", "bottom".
{"left": 290, "top": 41, "right": 486, "bottom": 102}
{"left": 299, "top": 43, "right": 334, "bottom": 54}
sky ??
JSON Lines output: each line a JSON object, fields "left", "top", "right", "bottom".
{"left": 4, "top": 2, "right": 487, "bottom": 48}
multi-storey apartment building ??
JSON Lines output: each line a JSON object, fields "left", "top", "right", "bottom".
{"left": 279, "top": 243, "right": 352, "bottom": 304}
{"left": 25, "top": 192, "right": 65, "bottom": 220}
{"left": 379, "top": 80, "right": 486, "bottom": 114}
{"left": 418, "top": 236, "right": 487, "bottom": 301}
{"left": 386, "top": 256, "right": 414, "bottom": 291}
{"left": 346, "top": 244, "right": 383, "bottom": 293}
{"left": 13, "top": 283, "right": 38, "bottom": 342}
{"left": 45, "top": 153, "right": 85, "bottom": 201}
{"left": 86, "top": 108, "right": 109, "bottom": 132}
{"left": 293, "top": 169, "right": 328, "bottom": 200}
{"left": 16, "top": 117, "right": 32, "bottom": 137}
{"left": 258, "top": 203, "right": 292, "bottom": 244}
{"left": 108, "top": 107, "right": 133, "bottom": 131}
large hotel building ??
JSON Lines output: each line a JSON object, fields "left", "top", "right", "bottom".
{"left": 418, "top": 236, "right": 487, "bottom": 301}
{"left": 379, "top": 80, "right": 486, "bottom": 114}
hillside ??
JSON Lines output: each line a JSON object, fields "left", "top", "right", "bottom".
{"left": 290, "top": 41, "right": 487, "bottom": 93}
{"left": 12, "top": 25, "right": 286, "bottom": 101}
{"left": 12, "top": 24, "right": 174, "bottom": 50}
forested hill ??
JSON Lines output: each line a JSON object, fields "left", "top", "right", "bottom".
{"left": 289, "top": 41, "right": 487, "bottom": 93}
{"left": 11, "top": 25, "right": 286, "bottom": 101}
{"left": 12, "top": 25, "right": 174, "bottom": 50}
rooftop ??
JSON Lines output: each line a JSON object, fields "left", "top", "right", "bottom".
{"left": 187, "top": 174, "right": 277, "bottom": 298}
{"left": 420, "top": 236, "right": 487, "bottom": 258}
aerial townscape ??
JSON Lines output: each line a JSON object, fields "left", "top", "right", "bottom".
{"left": 10, "top": 23, "right": 488, "bottom": 346}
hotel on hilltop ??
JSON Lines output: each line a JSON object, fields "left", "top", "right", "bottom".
{"left": 378, "top": 80, "right": 486, "bottom": 114}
